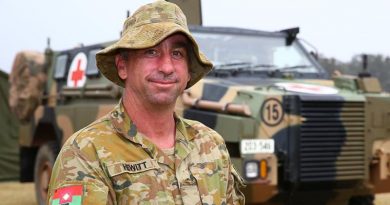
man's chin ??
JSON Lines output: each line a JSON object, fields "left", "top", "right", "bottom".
{"left": 147, "top": 93, "right": 179, "bottom": 106}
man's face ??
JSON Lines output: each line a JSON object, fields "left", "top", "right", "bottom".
{"left": 117, "top": 34, "right": 191, "bottom": 106}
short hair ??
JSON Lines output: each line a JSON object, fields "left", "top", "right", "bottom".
{"left": 118, "top": 49, "right": 130, "bottom": 61}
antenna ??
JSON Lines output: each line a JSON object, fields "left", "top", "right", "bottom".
{"left": 358, "top": 54, "right": 371, "bottom": 78}
{"left": 120, "top": 10, "right": 131, "bottom": 37}
{"left": 362, "top": 54, "right": 368, "bottom": 72}
{"left": 46, "top": 37, "right": 51, "bottom": 49}
{"left": 44, "top": 37, "right": 53, "bottom": 74}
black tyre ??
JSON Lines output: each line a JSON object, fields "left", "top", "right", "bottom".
{"left": 19, "top": 146, "right": 38, "bottom": 182}
{"left": 348, "top": 195, "right": 375, "bottom": 205}
{"left": 34, "top": 141, "right": 60, "bottom": 205}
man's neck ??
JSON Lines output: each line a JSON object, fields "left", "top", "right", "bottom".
{"left": 122, "top": 95, "right": 176, "bottom": 149}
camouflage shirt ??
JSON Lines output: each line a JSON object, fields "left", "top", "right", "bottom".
{"left": 47, "top": 101, "right": 245, "bottom": 205}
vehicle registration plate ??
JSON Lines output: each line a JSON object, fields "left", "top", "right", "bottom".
{"left": 240, "top": 139, "right": 275, "bottom": 154}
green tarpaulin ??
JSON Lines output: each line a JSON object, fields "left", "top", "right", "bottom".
{"left": 0, "top": 70, "right": 19, "bottom": 181}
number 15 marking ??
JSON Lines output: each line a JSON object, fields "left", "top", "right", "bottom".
{"left": 260, "top": 98, "right": 284, "bottom": 126}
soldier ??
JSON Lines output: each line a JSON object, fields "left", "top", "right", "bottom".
{"left": 47, "top": 1, "right": 245, "bottom": 204}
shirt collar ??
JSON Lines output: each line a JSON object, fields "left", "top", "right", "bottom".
{"left": 110, "top": 99, "right": 197, "bottom": 141}
{"left": 109, "top": 99, "right": 198, "bottom": 167}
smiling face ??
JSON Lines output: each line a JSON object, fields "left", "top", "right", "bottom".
{"left": 116, "top": 33, "right": 191, "bottom": 107}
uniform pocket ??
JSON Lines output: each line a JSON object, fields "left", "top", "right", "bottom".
{"left": 190, "top": 161, "right": 229, "bottom": 204}
{"left": 106, "top": 160, "right": 175, "bottom": 205}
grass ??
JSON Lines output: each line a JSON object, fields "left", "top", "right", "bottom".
{"left": 0, "top": 181, "right": 37, "bottom": 205}
{"left": 376, "top": 193, "right": 390, "bottom": 205}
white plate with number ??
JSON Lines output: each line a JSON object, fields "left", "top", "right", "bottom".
{"left": 240, "top": 139, "right": 275, "bottom": 154}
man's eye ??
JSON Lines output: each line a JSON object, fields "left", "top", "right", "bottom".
{"left": 172, "top": 50, "right": 184, "bottom": 59}
{"left": 145, "top": 49, "right": 158, "bottom": 56}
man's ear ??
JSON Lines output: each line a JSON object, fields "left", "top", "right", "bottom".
{"left": 115, "top": 54, "right": 127, "bottom": 80}
{"left": 187, "top": 73, "right": 191, "bottom": 83}
{"left": 186, "top": 70, "right": 191, "bottom": 83}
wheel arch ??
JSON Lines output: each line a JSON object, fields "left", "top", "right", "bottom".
{"left": 20, "top": 106, "right": 62, "bottom": 182}
{"left": 32, "top": 106, "right": 63, "bottom": 146}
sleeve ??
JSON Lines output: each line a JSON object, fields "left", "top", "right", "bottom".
{"left": 208, "top": 128, "right": 246, "bottom": 205}
{"left": 231, "top": 166, "right": 246, "bottom": 204}
{"left": 226, "top": 163, "right": 246, "bottom": 205}
{"left": 206, "top": 127, "right": 246, "bottom": 205}
{"left": 47, "top": 136, "right": 113, "bottom": 205}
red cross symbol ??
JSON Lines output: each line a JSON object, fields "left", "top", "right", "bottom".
{"left": 289, "top": 84, "right": 322, "bottom": 92}
{"left": 71, "top": 59, "right": 85, "bottom": 87}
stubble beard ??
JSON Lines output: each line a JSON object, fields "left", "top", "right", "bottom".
{"left": 144, "top": 85, "right": 182, "bottom": 106}
{"left": 143, "top": 72, "right": 187, "bottom": 107}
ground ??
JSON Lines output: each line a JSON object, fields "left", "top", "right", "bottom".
{"left": 0, "top": 181, "right": 390, "bottom": 205}
{"left": 0, "top": 182, "right": 36, "bottom": 205}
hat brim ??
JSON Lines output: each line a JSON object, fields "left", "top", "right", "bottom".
{"left": 96, "top": 22, "right": 213, "bottom": 89}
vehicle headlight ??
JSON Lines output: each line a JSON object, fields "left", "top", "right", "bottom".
{"left": 244, "top": 160, "right": 268, "bottom": 180}
{"left": 244, "top": 160, "right": 259, "bottom": 179}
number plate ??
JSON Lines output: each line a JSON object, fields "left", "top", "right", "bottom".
{"left": 240, "top": 139, "right": 275, "bottom": 154}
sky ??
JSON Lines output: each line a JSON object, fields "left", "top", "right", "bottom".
{"left": 0, "top": 0, "right": 389, "bottom": 73}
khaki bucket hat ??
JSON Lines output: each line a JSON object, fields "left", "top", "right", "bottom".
{"left": 96, "top": 0, "right": 213, "bottom": 89}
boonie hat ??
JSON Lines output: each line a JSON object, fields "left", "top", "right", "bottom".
{"left": 96, "top": 0, "right": 213, "bottom": 88}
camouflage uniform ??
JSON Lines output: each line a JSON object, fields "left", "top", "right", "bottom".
{"left": 47, "top": 101, "right": 245, "bottom": 205}
{"left": 48, "top": 1, "right": 245, "bottom": 204}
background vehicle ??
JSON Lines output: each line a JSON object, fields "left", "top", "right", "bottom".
{"left": 0, "top": 70, "right": 19, "bottom": 182}
{"left": 10, "top": 24, "right": 390, "bottom": 205}
{"left": 179, "top": 26, "right": 390, "bottom": 205}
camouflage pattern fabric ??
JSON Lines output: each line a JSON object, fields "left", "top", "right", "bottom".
{"left": 47, "top": 101, "right": 245, "bottom": 205}
{"left": 96, "top": 0, "right": 213, "bottom": 89}
{"left": 9, "top": 51, "right": 45, "bottom": 122}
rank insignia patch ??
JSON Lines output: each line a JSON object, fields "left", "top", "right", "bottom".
{"left": 51, "top": 185, "right": 83, "bottom": 205}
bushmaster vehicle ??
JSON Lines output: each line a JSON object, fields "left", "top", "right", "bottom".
{"left": 9, "top": 25, "right": 390, "bottom": 205}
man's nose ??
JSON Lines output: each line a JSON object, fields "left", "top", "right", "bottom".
{"left": 158, "top": 53, "right": 175, "bottom": 74}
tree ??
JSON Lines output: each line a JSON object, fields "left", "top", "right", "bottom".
{"left": 318, "top": 54, "right": 390, "bottom": 92}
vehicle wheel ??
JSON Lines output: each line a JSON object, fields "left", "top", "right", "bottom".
{"left": 348, "top": 195, "right": 374, "bottom": 205}
{"left": 19, "top": 146, "right": 38, "bottom": 182}
{"left": 34, "top": 141, "right": 59, "bottom": 205}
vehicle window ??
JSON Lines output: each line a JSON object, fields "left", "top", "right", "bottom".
{"left": 86, "top": 49, "right": 99, "bottom": 76}
{"left": 193, "top": 32, "right": 319, "bottom": 73}
{"left": 273, "top": 46, "right": 317, "bottom": 72}
{"left": 54, "top": 54, "right": 68, "bottom": 79}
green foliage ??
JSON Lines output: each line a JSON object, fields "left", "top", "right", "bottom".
{"left": 318, "top": 54, "right": 390, "bottom": 91}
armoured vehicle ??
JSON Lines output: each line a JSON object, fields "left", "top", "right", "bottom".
{"left": 9, "top": 26, "right": 390, "bottom": 205}
{"left": 0, "top": 70, "right": 20, "bottom": 181}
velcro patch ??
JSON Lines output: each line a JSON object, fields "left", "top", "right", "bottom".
{"left": 107, "top": 159, "right": 160, "bottom": 176}
{"left": 51, "top": 185, "right": 83, "bottom": 205}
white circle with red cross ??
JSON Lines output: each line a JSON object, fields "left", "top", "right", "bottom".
{"left": 67, "top": 52, "right": 87, "bottom": 88}
{"left": 275, "top": 82, "right": 339, "bottom": 95}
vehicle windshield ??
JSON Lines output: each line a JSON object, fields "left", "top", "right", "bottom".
{"left": 192, "top": 31, "right": 320, "bottom": 73}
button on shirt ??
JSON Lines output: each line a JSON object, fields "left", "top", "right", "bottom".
{"left": 47, "top": 101, "right": 245, "bottom": 205}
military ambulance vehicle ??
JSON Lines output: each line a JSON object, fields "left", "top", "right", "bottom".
{"left": 9, "top": 25, "right": 390, "bottom": 205}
